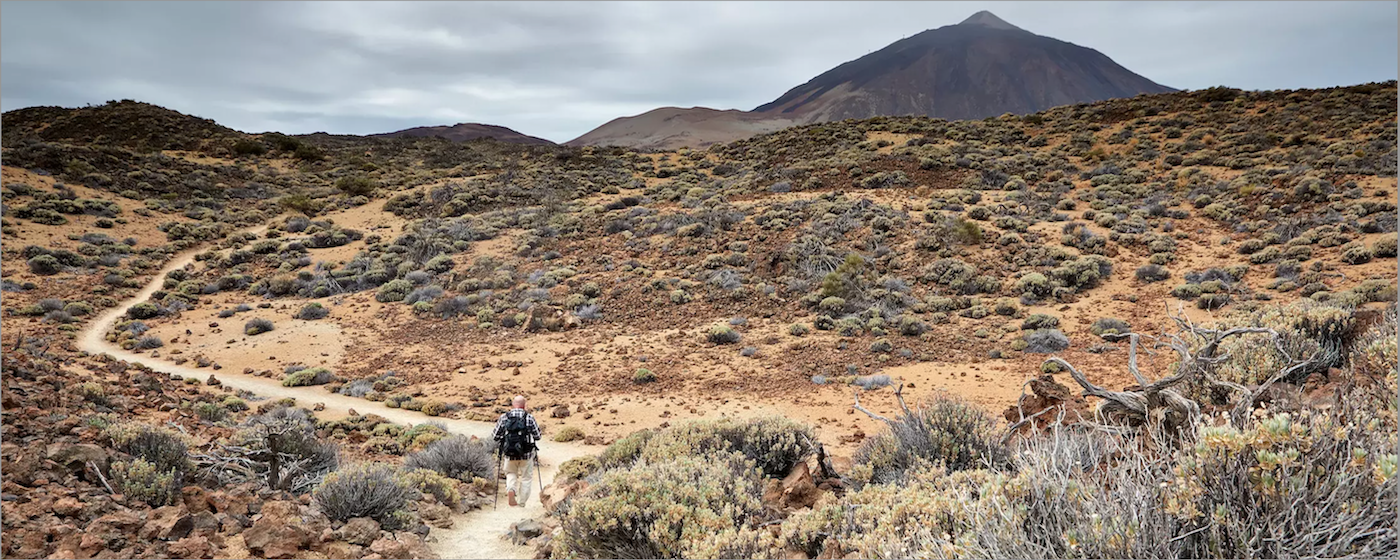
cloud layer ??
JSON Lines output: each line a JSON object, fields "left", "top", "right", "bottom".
{"left": 3, "top": 1, "right": 1395, "bottom": 142}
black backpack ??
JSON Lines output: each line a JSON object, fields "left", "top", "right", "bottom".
{"left": 500, "top": 412, "right": 535, "bottom": 460}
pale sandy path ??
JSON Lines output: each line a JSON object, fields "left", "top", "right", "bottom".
{"left": 75, "top": 227, "right": 587, "bottom": 559}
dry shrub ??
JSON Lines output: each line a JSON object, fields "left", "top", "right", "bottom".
{"left": 403, "top": 435, "right": 494, "bottom": 481}
{"left": 314, "top": 463, "right": 415, "bottom": 529}
{"left": 850, "top": 393, "right": 1011, "bottom": 487}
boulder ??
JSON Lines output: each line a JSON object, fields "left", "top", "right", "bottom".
{"left": 243, "top": 516, "right": 309, "bottom": 558}
{"left": 167, "top": 535, "right": 215, "bottom": 558}
{"left": 539, "top": 480, "right": 587, "bottom": 514}
{"left": 368, "top": 536, "right": 410, "bottom": 559}
{"left": 510, "top": 519, "right": 545, "bottom": 545}
{"left": 339, "top": 517, "right": 380, "bottom": 547}
{"left": 139, "top": 505, "right": 194, "bottom": 541}
{"left": 417, "top": 502, "right": 453, "bottom": 529}
{"left": 46, "top": 444, "right": 108, "bottom": 475}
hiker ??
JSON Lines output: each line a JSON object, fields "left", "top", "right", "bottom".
{"left": 491, "top": 395, "right": 542, "bottom": 507}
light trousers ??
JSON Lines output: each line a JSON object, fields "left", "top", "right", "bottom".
{"left": 504, "top": 457, "right": 534, "bottom": 503}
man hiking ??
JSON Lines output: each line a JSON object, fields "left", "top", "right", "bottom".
{"left": 491, "top": 395, "right": 542, "bottom": 507}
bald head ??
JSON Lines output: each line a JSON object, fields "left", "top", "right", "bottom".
{"left": 512, "top": 395, "right": 527, "bottom": 409}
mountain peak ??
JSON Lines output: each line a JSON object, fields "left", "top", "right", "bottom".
{"left": 958, "top": 10, "right": 1022, "bottom": 31}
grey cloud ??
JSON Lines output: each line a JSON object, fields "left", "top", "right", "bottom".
{"left": 3, "top": 1, "right": 1395, "bottom": 143}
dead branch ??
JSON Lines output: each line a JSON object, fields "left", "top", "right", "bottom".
{"left": 851, "top": 389, "right": 893, "bottom": 425}
{"left": 88, "top": 461, "right": 114, "bottom": 495}
{"left": 1001, "top": 406, "right": 1056, "bottom": 445}
{"left": 892, "top": 383, "right": 912, "bottom": 416}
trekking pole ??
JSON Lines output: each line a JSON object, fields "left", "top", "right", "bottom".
{"left": 534, "top": 448, "right": 544, "bottom": 505}
{"left": 493, "top": 447, "right": 501, "bottom": 509}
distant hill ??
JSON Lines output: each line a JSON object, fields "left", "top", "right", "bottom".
{"left": 563, "top": 107, "right": 800, "bottom": 150}
{"left": 1, "top": 100, "right": 244, "bottom": 152}
{"left": 369, "top": 122, "right": 555, "bottom": 146}
{"left": 569, "top": 11, "right": 1174, "bottom": 149}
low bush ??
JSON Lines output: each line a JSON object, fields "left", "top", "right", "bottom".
{"left": 554, "top": 453, "right": 764, "bottom": 559}
{"left": 111, "top": 458, "right": 181, "bottom": 507}
{"left": 27, "top": 254, "right": 61, "bottom": 275}
{"left": 639, "top": 416, "right": 815, "bottom": 478}
{"left": 244, "top": 317, "right": 274, "bottom": 336}
{"left": 1373, "top": 236, "right": 1398, "bottom": 258}
{"left": 403, "top": 435, "right": 495, "bottom": 481}
{"left": 1023, "top": 329, "right": 1070, "bottom": 353}
{"left": 1135, "top": 264, "right": 1171, "bottom": 282}
{"left": 851, "top": 393, "right": 1011, "bottom": 486}
{"left": 127, "top": 302, "right": 160, "bottom": 320}
{"left": 707, "top": 324, "right": 741, "bottom": 344}
{"left": 558, "top": 456, "right": 601, "bottom": 481}
{"left": 295, "top": 302, "right": 329, "bottom": 320}
{"left": 282, "top": 367, "right": 335, "bottom": 387}
{"left": 1021, "top": 314, "right": 1060, "bottom": 330}
{"left": 1090, "top": 317, "right": 1132, "bottom": 336}
{"left": 106, "top": 422, "right": 190, "bottom": 474}
{"left": 598, "top": 429, "right": 655, "bottom": 470}
{"left": 399, "top": 468, "right": 461, "bottom": 508}
{"left": 633, "top": 368, "right": 657, "bottom": 384}
{"left": 554, "top": 426, "right": 586, "bottom": 442}
{"left": 314, "top": 463, "right": 415, "bottom": 529}
{"left": 1341, "top": 244, "right": 1374, "bottom": 265}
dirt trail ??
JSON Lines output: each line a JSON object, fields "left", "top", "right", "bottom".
{"left": 76, "top": 228, "right": 587, "bottom": 559}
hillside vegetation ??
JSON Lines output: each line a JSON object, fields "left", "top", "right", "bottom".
{"left": 1, "top": 82, "right": 1395, "bottom": 559}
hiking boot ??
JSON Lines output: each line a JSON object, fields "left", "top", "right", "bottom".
{"left": 507, "top": 490, "right": 517, "bottom": 507}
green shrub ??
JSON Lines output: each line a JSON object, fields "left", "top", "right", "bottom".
{"left": 1021, "top": 314, "right": 1060, "bottom": 330}
{"left": 314, "top": 463, "right": 414, "bottom": 529}
{"left": 377, "top": 279, "right": 414, "bottom": 302}
{"left": 555, "top": 453, "right": 764, "bottom": 559}
{"left": 195, "top": 402, "right": 228, "bottom": 422}
{"left": 1341, "top": 244, "right": 1374, "bottom": 265}
{"left": 127, "top": 302, "right": 160, "bottom": 319}
{"left": 223, "top": 397, "right": 249, "bottom": 412}
{"left": 334, "top": 175, "right": 376, "bottom": 196}
{"left": 707, "top": 324, "right": 741, "bottom": 344}
{"left": 1197, "top": 293, "right": 1232, "bottom": 310}
{"left": 1373, "top": 236, "right": 1398, "bottom": 258}
{"left": 554, "top": 426, "right": 586, "bottom": 442}
{"left": 244, "top": 317, "right": 274, "bottom": 336}
{"left": 559, "top": 456, "right": 601, "bottom": 481}
{"left": 788, "top": 323, "right": 810, "bottom": 336}
{"left": 27, "top": 254, "right": 62, "bottom": 275}
{"left": 1172, "top": 284, "right": 1203, "bottom": 300}
{"left": 295, "top": 302, "right": 329, "bottom": 320}
{"left": 283, "top": 367, "right": 334, "bottom": 387}
{"left": 1090, "top": 318, "right": 1132, "bottom": 336}
{"left": 106, "top": 422, "right": 190, "bottom": 474}
{"left": 639, "top": 417, "right": 815, "bottom": 478}
{"left": 599, "top": 429, "right": 654, "bottom": 470}
{"left": 111, "top": 458, "right": 181, "bottom": 507}
{"left": 633, "top": 368, "right": 657, "bottom": 384}
{"left": 399, "top": 468, "right": 461, "bottom": 508}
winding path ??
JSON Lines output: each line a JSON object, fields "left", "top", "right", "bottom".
{"left": 76, "top": 231, "right": 589, "bottom": 559}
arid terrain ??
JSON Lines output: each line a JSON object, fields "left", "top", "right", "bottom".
{"left": 2, "top": 81, "right": 1397, "bottom": 559}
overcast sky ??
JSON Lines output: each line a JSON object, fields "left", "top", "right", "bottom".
{"left": 2, "top": 1, "right": 1395, "bottom": 143}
